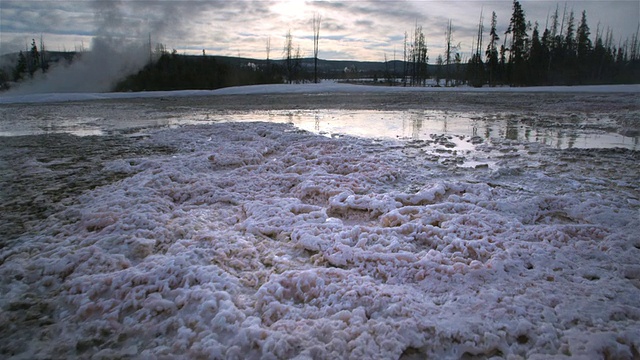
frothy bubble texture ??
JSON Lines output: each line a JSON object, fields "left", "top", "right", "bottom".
{"left": 1, "top": 121, "right": 639, "bottom": 359}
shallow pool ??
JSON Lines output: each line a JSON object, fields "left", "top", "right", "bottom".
{"left": 1, "top": 106, "right": 637, "bottom": 150}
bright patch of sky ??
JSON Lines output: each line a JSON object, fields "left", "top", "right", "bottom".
{"left": 1, "top": 0, "right": 638, "bottom": 61}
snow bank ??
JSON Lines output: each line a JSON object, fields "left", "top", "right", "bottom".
{"left": 1, "top": 121, "right": 639, "bottom": 359}
{"left": 1, "top": 82, "right": 638, "bottom": 104}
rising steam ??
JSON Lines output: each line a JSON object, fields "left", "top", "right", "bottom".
{"left": 6, "top": 0, "right": 184, "bottom": 94}
{"left": 7, "top": 37, "right": 150, "bottom": 94}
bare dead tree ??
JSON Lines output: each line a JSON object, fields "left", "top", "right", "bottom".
{"left": 403, "top": 31, "right": 408, "bottom": 86}
{"left": 295, "top": 44, "right": 303, "bottom": 83}
{"left": 445, "top": 20, "right": 454, "bottom": 86}
{"left": 266, "top": 36, "right": 271, "bottom": 63}
{"left": 412, "top": 24, "right": 428, "bottom": 86}
{"left": 475, "top": 9, "right": 484, "bottom": 59}
{"left": 313, "top": 13, "right": 322, "bottom": 83}
{"left": 283, "top": 30, "right": 294, "bottom": 83}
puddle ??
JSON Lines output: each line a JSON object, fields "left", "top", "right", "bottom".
{"left": 207, "top": 109, "right": 638, "bottom": 150}
{"left": 0, "top": 108, "right": 637, "bottom": 150}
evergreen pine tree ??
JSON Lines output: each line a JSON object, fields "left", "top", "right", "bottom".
{"left": 563, "top": 10, "right": 579, "bottom": 83}
{"left": 28, "top": 39, "right": 40, "bottom": 77}
{"left": 527, "top": 23, "right": 546, "bottom": 85}
{"left": 13, "top": 51, "right": 27, "bottom": 81}
{"left": 576, "top": 11, "right": 591, "bottom": 58}
{"left": 499, "top": 43, "right": 508, "bottom": 83}
{"left": 540, "top": 27, "right": 552, "bottom": 82}
{"left": 486, "top": 11, "right": 500, "bottom": 86}
{"left": 575, "top": 11, "right": 592, "bottom": 83}
{"left": 564, "top": 11, "right": 576, "bottom": 53}
{"left": 507, "top": 0, "right": 527, "bottom": 85}
{"left": 547, "top": 5, "right": 564, "bottom": 83}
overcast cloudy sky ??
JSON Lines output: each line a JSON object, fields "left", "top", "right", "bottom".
{"left": 1, "top": 0, "right": 638, "bottom": 61}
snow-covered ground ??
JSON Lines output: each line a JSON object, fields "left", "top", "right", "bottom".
{"left": 1, "top": 82, "right": 639, "bottom": 104}
{"left": 1, "top": 87, "right": 639, "bottom": 359}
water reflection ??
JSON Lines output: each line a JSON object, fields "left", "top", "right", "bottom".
{"left": 256, "top": 110, "right": 638, "bottom": 150}
{"left": 0, "top": 108, "right": 637, "bottom": 150}
{"left": 224, "top": 110, "right": 638, "bottom": 150}
{"left": 505, "top": 120, "right": 518, "bottom": 141}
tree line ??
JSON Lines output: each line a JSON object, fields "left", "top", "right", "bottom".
{"left": 113, "top": 49, "right": 283, "bottom": 92}
{"left": 1, "top": 27, "right": 318, "bottom": 92}
{"left": 0, "top": 38, "right": 60, "bottom": 90}
{"left": 2, "top": 1, "right": 638, "bottom": 91}
{"left": 394, "top": 1, "right": 639, "bottom": 87}
{"left": 467, "top": 1, "right": 640, "bottom": 86}
{"left": 113, "top": 39, "right": 329, "bottom": 91}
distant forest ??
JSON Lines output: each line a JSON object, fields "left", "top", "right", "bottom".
{"left": 462, "top": 1, "right": 640, "bottom": 86}
{"left": 399, "top": 0, "right": 639, "bottom": 87}
{"left": 113, "top": 51, "right": 284, "bottom": 92}
{"left": 1, "top": 0, "right": 638, "bottom": 92}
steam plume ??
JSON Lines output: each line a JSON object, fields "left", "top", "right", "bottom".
{"left": 7, "top": 0, "right": 183, "bottom": 94}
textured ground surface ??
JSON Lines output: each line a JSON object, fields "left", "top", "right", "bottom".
{"left": 1, "top": 92, "right": 639, "bottom": 359}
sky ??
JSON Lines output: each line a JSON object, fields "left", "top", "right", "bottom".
{"left": 1, "top": 0, "right": 639, "bottom": 62}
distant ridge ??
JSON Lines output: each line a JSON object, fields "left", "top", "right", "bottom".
{"left": 211, "top": 55, "right": 437, "bottom": 74}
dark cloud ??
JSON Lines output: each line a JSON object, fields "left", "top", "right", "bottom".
{"left": 355, "top": 20, "right": 375, "bottom": 29}
{"left": 322, "top": 19, "right": 347, "bottom": 32}
{"left": 313, "top": 1, "right": 347, "bottom": 11}
{"left": 1, "top": 0, "right": 638, "bottom": 61}
{"left": 1, "top": 1, "right": 94, "bottom": 35}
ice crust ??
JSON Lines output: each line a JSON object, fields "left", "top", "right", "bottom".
{"left": 1, "top": 121, "right": 639, "bottom": 359}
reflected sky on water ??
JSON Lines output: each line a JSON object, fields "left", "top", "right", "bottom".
{"left": 1, "top": 108, "right": 637, "bottom": 150}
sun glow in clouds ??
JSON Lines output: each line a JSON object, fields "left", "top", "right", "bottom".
{"left": 0, "top": 1, "right": 638, "bottom": 60}
{"left": 271, "top": 0, "right": 310, "bottom": 21}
